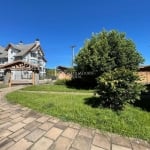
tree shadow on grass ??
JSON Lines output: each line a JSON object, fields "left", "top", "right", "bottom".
{"left": 131, "top": 85, "right": 150, "bottom": 112}
{"left": 133, "top": 93, "right": 150, "bottom": 112}
{"left": 84, "top": 85, "right": 150, "bottom": 112}
{"left": 84, "top": 97, "right": 121, "bottom": 112}
{"left": 84, "top": 95, "right": 150, "bottom": 112}
{"left": 84, "top": 96, "right": 101, "bottom": 108}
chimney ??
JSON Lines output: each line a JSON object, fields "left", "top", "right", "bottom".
{"left": 35, "top": 38, "right": 40, "bottom": 46}
{"left": 19, "top": 41, "right": 23, "bottom": 45}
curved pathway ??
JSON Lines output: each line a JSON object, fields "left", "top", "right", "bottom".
{"left": 0, "top": 86, "right": 150, "bottom": 150}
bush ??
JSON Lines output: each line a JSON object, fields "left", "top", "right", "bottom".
{"left": 96, "top": 68, "right": 145, "bottom": 110}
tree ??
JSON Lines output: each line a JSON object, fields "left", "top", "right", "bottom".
{"left": 75, "top": 30, "right": 145, "bottom": 110}
{"left": 96, "top": 68, "right": 145, "bottom": 110}
{"left": 75, "top": 30, "right": 144, "bottom": 76}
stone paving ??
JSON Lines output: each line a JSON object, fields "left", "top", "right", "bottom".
{"left": 0, "top": 86, "right": 150, "bottom": 150}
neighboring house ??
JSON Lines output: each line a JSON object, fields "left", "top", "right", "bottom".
{"left": 56, "top": 65, "right": 150, "bottom": 84}
{"left": 57, "top": 66, "right": 72, "bottom": 80}
{"left": 0, "top": 39, "right": 46, "bottom": 80}
{"left": 138, "top": 66, "right": 150, "bottom": 84}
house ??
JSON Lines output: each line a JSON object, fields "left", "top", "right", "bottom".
{"left": 0, "top": 39, "right": 46, "bottom": 80}
{"left": 138, "top": 66, "right": 150, "bottom": 84}
{"left": 56, "top": 66, "right": 72, "bottom": 80}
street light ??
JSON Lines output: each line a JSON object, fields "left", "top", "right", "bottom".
{"left": 71, "top": 45, "right": 76, "bottom": 67}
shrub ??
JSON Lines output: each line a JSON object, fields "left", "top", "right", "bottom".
{"left": 96, "top": 68, "right": 145, "bottom": 110}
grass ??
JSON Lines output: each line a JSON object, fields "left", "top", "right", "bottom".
{"left": 21, "top": 84, "right": 94, "bottom": 93}
{"left": 6, "top": 89, "right": 150, "bottom": 141}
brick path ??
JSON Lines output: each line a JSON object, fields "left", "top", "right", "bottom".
{"left": 0, "top": 86, "right": 150, "bottom": 150}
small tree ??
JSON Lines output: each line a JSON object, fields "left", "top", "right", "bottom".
{"left": 75, "top": 30, "right": 145, "bottom": 110}
{"left": 96, "top": 68, "right": 145, "bottom": 110}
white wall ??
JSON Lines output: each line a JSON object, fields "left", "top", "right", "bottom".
{"left": 23, "top": 53, "right": 30, "bottom": 62}
{"left": 8, "top": 48, "right": 19, "bottom": 63}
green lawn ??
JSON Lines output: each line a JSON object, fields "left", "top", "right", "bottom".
{"left": 21, "top": 84, "right": 93, "bottom": 93}
{"left": 6, "top": 88, "right": 150, "bottom": 141}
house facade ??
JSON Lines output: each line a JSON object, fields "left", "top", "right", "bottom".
{"left": 0, "top": 39, "right": 46, "bottom": 80}
{"left": 138, "top": 66, "right": 150, "bottom": 85}
{"left": 56, "top": 66, "right": 72, "bottom": 80}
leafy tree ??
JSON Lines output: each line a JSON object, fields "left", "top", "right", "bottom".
{"left": 75, "top": 30, "right": 143, "bottom": 75}
{"left": 96, "top": 68, "right": 145, "bottom": 110}
{"left": 75, "top": 30, "right": 145, "bottom": 110}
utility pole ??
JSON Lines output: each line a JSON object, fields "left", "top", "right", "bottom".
{"left": 71, "top": 45, "right": 76, "bottom": 68}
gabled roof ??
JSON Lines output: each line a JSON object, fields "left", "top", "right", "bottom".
{"left": 32, "top": 45, "right": 44, "bottom": 55}
{"left": 0, "top": 40, "right": 47, "bottom": 62}
{"left": 15, "top": 43, "right": 36, "bottom": 57}
{"left": 5, "top": 43, "right": 36, "bottom": 57}
{"left": 57, "top": 66, "right": 69, "bottom": 71}
{"left": 0, "top": 51, "right": 7, "bottom": 58}
{"left": 0, "top": 46, "right": 5, "bottom": 52}
{"left": 5, "top": 43, "right": 36, "bottom": 51}
{"left": 139, "top": 65, "right": 150, "bottom": 71}
{"left": 41, "top": 56, "right": 47, "bottom": 62}
{"left": 0, "top": 46, "right": 7, "bottom": 58}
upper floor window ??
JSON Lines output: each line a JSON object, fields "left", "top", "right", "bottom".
{"left": 31, "top": 52, "right": 36, "bottom": 58}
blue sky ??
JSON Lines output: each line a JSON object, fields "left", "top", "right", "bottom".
{"left": 0, "top": 0, "right": 150, "bottom": 68}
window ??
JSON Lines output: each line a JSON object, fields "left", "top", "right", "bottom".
{"left": 31, "top": 52, "right": 36, "bottom": 58}
{"left": 31, "top": 59, "right": 37, "bottom": 64}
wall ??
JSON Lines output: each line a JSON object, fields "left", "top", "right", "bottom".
{"left": 8, "top": 48, "right": 19, "bottom": 63}
{"left": 57, "top": 71, "right": 72, "bottom": 80}
{"left": 138, "top": 71, "right": 150, "bottom": 84}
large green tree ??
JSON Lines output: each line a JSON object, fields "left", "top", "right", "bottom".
{"left": 75, "top": 30, "right": 145, "bottom": 109}
{"left": 75, "top": 30, "right": 143, "bottom": 75}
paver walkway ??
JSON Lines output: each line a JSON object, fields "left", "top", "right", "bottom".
{"left": 0, "top": 86, "right": 150, "bottom": 150}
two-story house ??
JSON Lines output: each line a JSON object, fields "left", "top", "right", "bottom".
{"left": 0, "top": 39, "right": 46, "bottom": 80}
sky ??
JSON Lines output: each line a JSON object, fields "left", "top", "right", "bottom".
{"left": 0, "top": 0, "right": 150, "bottom": 68}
